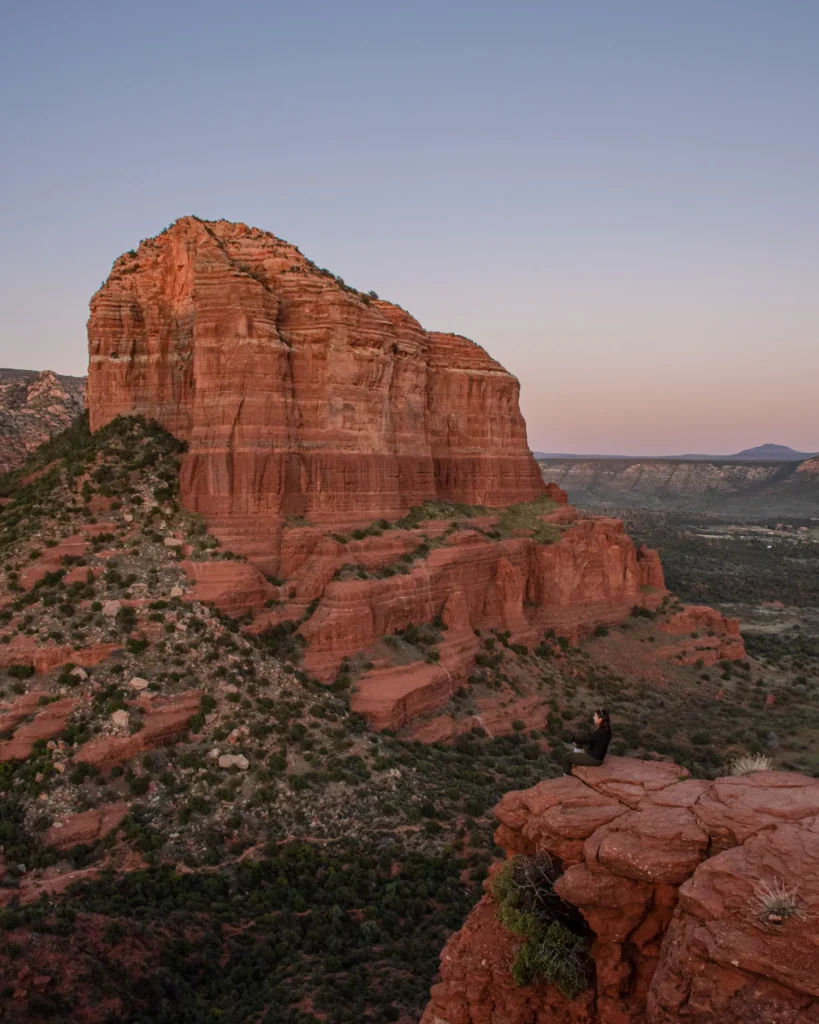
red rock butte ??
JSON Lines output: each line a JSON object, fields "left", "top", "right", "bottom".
{"left": 87, "top": 216, "right": 544, "bottom": 568}
{"left": 86, "top": 217, "right": 739, "bottom": 727}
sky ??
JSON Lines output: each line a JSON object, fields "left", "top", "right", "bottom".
{"left": 1, "top": 1, "right": 818, "bottom": 456}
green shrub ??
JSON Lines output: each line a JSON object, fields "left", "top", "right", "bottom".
{"left": 510, "top": 919, "right": 591, "bottom": 992}
{"left": 7, "top": 664, "right": 34, "bottom": 680}
{"left": 492, "top": 854, "right": 591, "bottom": 998}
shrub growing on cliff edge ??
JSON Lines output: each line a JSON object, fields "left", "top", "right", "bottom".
{"left": 511, "top": 919, "right": 590, "bottom": 992}
{"left": 491, "top": 852, "right": 592, "bottom": 998}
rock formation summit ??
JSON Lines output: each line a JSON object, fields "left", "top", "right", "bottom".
{"left": 87, "top": 216, "right": 544, "bottom": 567}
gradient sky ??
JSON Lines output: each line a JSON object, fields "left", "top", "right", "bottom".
{"left": 1, "top": 1, "right": 817, "bottom": 456}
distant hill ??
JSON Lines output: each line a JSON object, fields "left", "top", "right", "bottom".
{"left": 0, "top": 367, "right": 86, "bottom": 474}
{"left": 536, "top": 454, "right": 819, "bottom": 516}
{"left": 534, "top": 443, "right": 818, "bottom": 462}
{"left": 680, "top": 444, "right": 818, "bottom": 462}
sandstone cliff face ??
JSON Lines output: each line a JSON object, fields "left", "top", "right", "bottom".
{"left": 0, "top": 369, "right": 85, "bottom": 474}
{"left": 240, "top": 510, "right": 667, "bottom": 729}
{"left": 301, "top": 517, "right": 664, "bottom": 679}
{"left": 422, "top": 758, "right": 819, "bottom": 1024}
{"left": 87, "top": 217, "right": 544, "bottom": 569}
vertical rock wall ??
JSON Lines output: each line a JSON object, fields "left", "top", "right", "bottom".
{"left": 87, "top": 217, "right": 544, "bottom": 566}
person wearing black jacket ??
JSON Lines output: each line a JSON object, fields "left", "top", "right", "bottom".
{"left": 562, "top": 709, "right": 612, "bottom": 776}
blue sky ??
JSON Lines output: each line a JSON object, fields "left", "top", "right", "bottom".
{"left": 1, "top": 1, "right": 817, "bottom": 454}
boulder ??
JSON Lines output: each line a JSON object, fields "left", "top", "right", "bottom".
{"left": 649, "top": 823, "right": 819, "bottom": 1023}
{"left": 45, "top": 803, "right": 128, "bottom": 851}
{"left": 218, "top": 754, "right": 249, "bottom": 770}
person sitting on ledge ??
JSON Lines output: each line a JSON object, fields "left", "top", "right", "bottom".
{"left": 562, "top": 708, "right": 612, "bottom": 776}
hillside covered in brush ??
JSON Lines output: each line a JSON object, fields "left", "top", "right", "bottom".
{"left": 1, "top": 415, "right": 817, "bottom": 1021}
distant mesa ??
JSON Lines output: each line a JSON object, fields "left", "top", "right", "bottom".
{"left": 536, "top": 443, "right": 819, "bottom": 516}
{"left": 682, "top": 443, "right": 819, "bottom": 461}
{"left": 535, "top": 442, "right": 818, "bottom": 462}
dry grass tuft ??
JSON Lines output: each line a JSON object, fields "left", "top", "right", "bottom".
{"left": 728, "top": 753, "right": 772, "bottom": 775}
{"left": 750, "top": 879, "right": 806, "bottom": 922}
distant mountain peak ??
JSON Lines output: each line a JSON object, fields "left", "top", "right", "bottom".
{"left": 534, "top": 443, "right": 818, "bottom": 462}
{"left": 731, "top": 444, "right": 817, "bottom": 461}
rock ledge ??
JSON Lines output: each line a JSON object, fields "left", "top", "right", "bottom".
{"left": 422, "top": 757, "right": 819, "bottom": 1024}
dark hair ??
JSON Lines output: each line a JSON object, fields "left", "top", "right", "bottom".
{"left": 595, "top": 708, "right": 612, "bottom": 734}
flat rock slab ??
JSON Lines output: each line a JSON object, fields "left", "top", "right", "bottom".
{"left": 74, "top": 691, "right": 201, "bottom": 769}
{"left": 0, "top": 698, "right": 77, "bottom": 762}
{"left": 350, "top": 661, "right": 454, "bottom": 732}
{"left": 495, "top": 775, "right": 629, "bottom": 864}
{"left": 694, "top": 771, "right": 819, "bottom": 851}
{"left": 585, "top": 804, "right": 709, "bottom": 885}
{"left": 643, "top": 779, "right": 710, "bottom": 809}
{"left": 573, "top": 756, "right": 691, "bottom": 808}
{"left": 0, "top": 691, "right": 49, "bottom": 734}
{"left": 181, "top": 560, "right": 276, "bottom": 617}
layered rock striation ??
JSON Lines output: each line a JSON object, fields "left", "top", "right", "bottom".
{"left": 87, "top": 217, "right": 544, "bottom": 569}
{"left": 316, "top": 516, "right": 665, "bottom": 726}
{"left": 422, "top": 758, "right": 819, "bottom": 1024}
